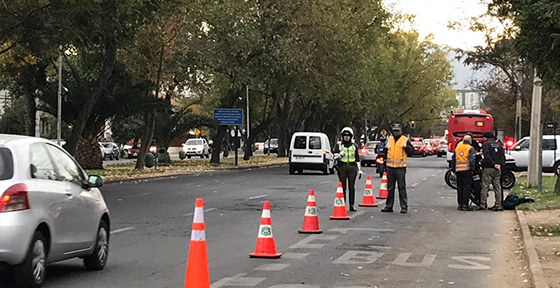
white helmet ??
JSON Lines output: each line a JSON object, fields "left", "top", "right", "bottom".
{"left": 341, "top": 127, "right": 354, "bottom": 138}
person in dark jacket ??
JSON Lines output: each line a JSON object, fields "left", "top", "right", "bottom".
{"left": 333, "top": 127, "right": 362, "bottom": 211}
{"left": 480, "top": 132, "right": 506, "bottom": 211}
{"left": 452, "top": 135, "right": 476, "bottom": 211}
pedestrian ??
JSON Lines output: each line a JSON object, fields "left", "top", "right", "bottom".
{"left": 381, "top": 124, "right": 414, "bottom": 213}
{"left": 333, "top": 127, "right": 363, "bottom": 211}
{"left": 452, "top": 135, "right": 476, "bottom": 211}
{"left": 480, "top": 132, "right": 506, "bottom": 211}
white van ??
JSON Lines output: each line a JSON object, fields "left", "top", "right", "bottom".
{"left": 289, "top": 132, "right": 335, "bottom": 175}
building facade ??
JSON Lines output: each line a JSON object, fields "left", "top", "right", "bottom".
{"left": 455, "top": 89, "right": 484, "bottom": 110}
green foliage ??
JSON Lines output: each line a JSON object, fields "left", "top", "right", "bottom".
{"left": 0, "top": 97, "right": 27, "bottom": 134}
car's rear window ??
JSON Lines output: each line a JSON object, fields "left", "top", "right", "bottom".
{"left": 294, "top": 136, "right": 307, "bottom": 149}
{"left": 366, "top": 142, "right": 376, "bottom": 148}
{"left": 0, "top": 147, "right": 14, "bottom": 180}
{"left": 186, "top": 139, "right": 203, "bottom": 145}
{"left": 309, "top": 136, "right": 321, "bottom": 150}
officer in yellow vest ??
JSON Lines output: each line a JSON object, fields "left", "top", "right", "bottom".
{"left": 381, "top": 124, "right": 414, "bottom": 213}
{"left": 452, "top": 135, "right": 476, "bottom": 211}
{"left": 333, "top": 127, "right": 363, "bottom": 211}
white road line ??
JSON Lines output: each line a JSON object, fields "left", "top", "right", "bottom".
{"left": 290, "top": 234, "right": 339, "bottom": 249}
{"left": 111, "top": 227, "right": 135, "bottom": 234}
{"left": 255, "top": 263, "right": 291, "bottom": 271}
{"left": 422, "top": 177, "right": 428, "bottom": 181}
{"left": 184, "top": 208, "right": 217, "bottom": 217}
{"left": 282, "top": 253, "right": 310, "bottom": 260}
{"left": 350, "top": 211, "right": 365, "bottom": 219}
{"left": 319, "top": 181, "right": 330, "bottom": 184}
{"left": 248, "top": 194, "right": 268, "bottom": 200}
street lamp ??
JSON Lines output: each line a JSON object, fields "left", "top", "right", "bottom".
{"left": 57, "top": 45, "right": 62, "bottom": 146}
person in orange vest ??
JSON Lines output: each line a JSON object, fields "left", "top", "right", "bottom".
{"left": 452, "top": 135, "right": 476, "bottom": 211}
{"left": 381, "top": 124, "right": 414, "bottom": 213}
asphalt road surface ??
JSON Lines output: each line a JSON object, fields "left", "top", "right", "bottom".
{"left": 3, "top": 156, "right": 530, "bottom": 288}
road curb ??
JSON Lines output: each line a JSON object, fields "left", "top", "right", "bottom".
{"left": 104, "top": 162, "right": 288, "bottom": 184}
{"left": 515, "top": 209, "right": 550, "bottom": 288}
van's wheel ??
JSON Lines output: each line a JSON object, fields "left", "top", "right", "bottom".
{"left": 15, "top": 231, "right": 48, "bottom": 288}
{"left": 329, "top": 168, "right": 335, "bottom": 174}
{"left": 554, "top": 161, "right": 560, "bottom": 176}
{"left": 289, "top": 166, "right": 295, "bottom": 175}
{"left": 322, "top": 164, "right": 329, "bottom": 175}
{"left": 298, "top": 169, "right": 303, "bottom": 174}
{"left": 83, "top": 221, "right": 109, "bottom": 271}
{"left": 187, "top": 156, "right": 191, "bottom": 159}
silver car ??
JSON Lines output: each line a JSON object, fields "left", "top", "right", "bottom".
{"left": 359, "top": 141, "right": 379, "bottom": 166}
{"left": 0, "top": 135, "right": 110, "bottom": 288}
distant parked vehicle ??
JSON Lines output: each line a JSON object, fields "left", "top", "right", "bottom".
{"left": 100, "top": 142, "right": 119, "bottom": 160}
{"left": 264, "top": 138, "right": 279, "bottom": 154}
{"left": 182, "top": 138, "right": 210, "bottom": 158}
{"left": 289, "top": 132, "right": 334, "bottom": 175}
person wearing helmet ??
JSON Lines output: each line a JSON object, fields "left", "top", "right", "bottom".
{"left": 333, "top": 127, "right": 362, "bottom": 211}
{"left": 375, "top": 137, "right": 387, "bottom": 155}
{"left": 381, "top": 124, "right": 415, "bottom": 214}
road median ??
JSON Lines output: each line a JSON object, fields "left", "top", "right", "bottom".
{"left": 87, "top": 156, "right": 288, "bottom": 183}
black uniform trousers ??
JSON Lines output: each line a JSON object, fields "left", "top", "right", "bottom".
{"left": 456, "top": 170, "right": 472, "bottom": 207}
{"left": 386, "top": 167, "right": 407, "bottom": 210}
{"left": 337, "top": 162, "right": 358, "bottom": 207}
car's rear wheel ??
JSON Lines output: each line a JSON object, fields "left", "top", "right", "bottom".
{"left": 84, "top": 221, "right": 109, "bottom": 271}
{"left": 187, "top": 155, "right": 191, "bottom": 159}
{"left": 15, "top": 231, "right": 47, "bottom": 288}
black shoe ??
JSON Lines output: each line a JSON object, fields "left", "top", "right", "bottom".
{"left": 458, "top": 205, "right": 466, "bottom": 211}
{"left": 457, "top": 205, "right": 462, "bottom": 210}
{"left": 401, "top": 209, "right": 408, "bottom": 214}
{"left": 349, "top": 206, "right": 356, "bottom": 212}
{"left": 474, "top": 206, "right": 486, "bottom": 211}
{"left": 463, "top": 206, "right": 474, "bottom": 211}
{"left": 490, "top": 206, "right": 504, "bottom": 211}
{"left": 381, "top": 207, "right": 393, "bottom": 213}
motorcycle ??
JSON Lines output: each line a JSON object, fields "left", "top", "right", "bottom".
{"left": 375, "top": 154, "right": 385, "bottom": 178}
{"left": 444, "top": 158, "right": 516, "bottom": 190}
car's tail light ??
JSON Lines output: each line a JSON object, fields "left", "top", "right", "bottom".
{"left": 0, "top": 184, "right": 29, "bottom": 212}
{"left": 376, "top": 157, "right": 384, "bottom": 164}
{"left": 360, "top": 148, "right": 366, "bottom": 154}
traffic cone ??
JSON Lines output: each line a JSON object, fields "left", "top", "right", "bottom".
{"left": 249, "top": 201, "right": 282, "bottom": 258}
{"left": 359, "top": 175, "right": 378, "bottom": 207}
{"left": 377, "top": 172, "right": 388, "bottom": 199}
{"left": 330, "top": 182, "right": 350, "bottom": 220}
{"left": 299, "top": 189, "right": 322, "bottom": 234}
{"left": 184, "top": 198, "right": 209, "bottom": 288}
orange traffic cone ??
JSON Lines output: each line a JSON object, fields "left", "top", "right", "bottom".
{"left": 299, "top": 189, "right": 322, "bottom": 234}
{"left": 359, "top": 175, "right": 378, "bottom": 207}
{"left": 377, "top": 172, "right": 388, "bottom": 199}
{"left": 184, "top": 198, "right": 209, "bottom": 288}
{"left": 330, "top": 182, "right": 350, "bottom": 220}
{"left": 249, "top": 201, "right": 282, "bottom": 258}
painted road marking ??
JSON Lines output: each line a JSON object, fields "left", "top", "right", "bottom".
{"left": 333, "top": 250, "right": 385, "bottom": 264}
{"left": 290, "top": 234, "right": 339, "bottom": 249}
{"left": 350, "top": 211, "right": 365, "bottom": 219}
{"left": 255, "top": 263, "right": 291, "bottom": 271}
{"left": 211, "top": 273, "right": 266, "bottom": 288}
{"left": 282, "top": 253, "right": 310, "bottom": 260}
{"left": 111, "top": 227, "right": 134, "bottom": 234}
{"left": 392, "top": 253, "right": 437, "bottom": 267}
{"left": 449, "top": 256, "right": 490, "bottom": 270}
{"left": 329, "top": 227, "right": 393, "bottom": 233}
{"left": 269, "top": 285, "right": 319, "bottom": 288}
{"left": 248, "top": 194, "right": 268, "bottom": 200}
{"left": 319, "top": 181, "right": 330, "bottom": 184}
{"left": 185, "top": 207, "right": 217, "bottom": 217}
{"left": 412, "top": 183, "right": 418, "bottom": 188}
{"left": 369, "top": 245, "right": 392, "bottom": 250}
{"left": 422, "top": 177, "right": 428, "bottom": 181}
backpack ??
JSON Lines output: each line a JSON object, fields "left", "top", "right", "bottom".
{"left": 503, "top": 193, "right": 535, "bottom": 210}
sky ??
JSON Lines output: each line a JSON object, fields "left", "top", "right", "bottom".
{"left": 384, "top": 0, "right": 493, "bottom": 89}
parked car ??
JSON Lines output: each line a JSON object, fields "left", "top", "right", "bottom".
{"left": 423, "top": 140, "right": 436, "bottom": 155}
{"left": 127, "top": 144, "right": 141, "bottom": 159}
{"left": 100, "top": 142, "right": 119, "bottom": 160}
{"left": 0, "top": 134, "right": 110, "bottom": 288}
{"left": 411, "top": 137, "right": 427, "bottom": 157}
{"left": 182, "top": 138, "right": 210, "bottom": 158}
{"left": 359, "top": 141, "right": 378, "bottom": 167}
{"left": 436, "top": 141, "right": 448, "bottom": 157}
{"left": 508, "top": 135, "right": 560, "bottom": 174}
{"left": 263, "top": 138, "right": 279, "bottom": 154}
{"left": 289, "top": 132, "right": 334, "bottom": 175}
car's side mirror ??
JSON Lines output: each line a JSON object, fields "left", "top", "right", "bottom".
{"left": 514, "top": 146, "right": 521, "bottom": 151}
{"left": 86, "top": 175, "right": 104, "bottom": 188}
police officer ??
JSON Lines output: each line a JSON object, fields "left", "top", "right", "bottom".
{"left": 333, "top": 127, "right": 363, "bottom": 211}
{"left": 453, "top": 135, "right": 476, "bottom": 211}
{"left": 381, "top": 124, "right": 414, "bottom": 213}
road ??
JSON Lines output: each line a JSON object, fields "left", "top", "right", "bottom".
{"left": 6, "top": 157, "right": 530, "bottom": 288}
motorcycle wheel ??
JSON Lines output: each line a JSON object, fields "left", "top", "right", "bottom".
{"left": 501, "top": 170, "right": 516, "bottom": 190}
{"left": 445, "top": 169, "right": 457, "bottom": 190}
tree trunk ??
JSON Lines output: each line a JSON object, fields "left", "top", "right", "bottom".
{"left": 26, "top": 93, "right": 36, "bottom": 136}
{"left": 135, "top": 111, "right": 155, "bottom": 170}
{"left": 64, "top": 40, "right": 117, "bottom": 155}
{"left": 243, "top": 119, "right": 272, "bottom": 160}
{"left": 554, "top": 174, "right": 560, "bottom": 196}
{"left": 211, "top": 125, "right": 227, "bottom": 163}
{"left": 75, "top": 135, "right": 103, "bottom": 169}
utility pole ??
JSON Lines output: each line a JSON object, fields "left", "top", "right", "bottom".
{"left": 515, "top": 69, "right": 523, "bottom": 141}
{"left": 57, "top": 45, "right": 62, "bottom": 146}
{"left": 528, "top": 70, "right": 543, "bottom": 188}
{"left": 246, "top": 85, "right": 250, "bottom": 140}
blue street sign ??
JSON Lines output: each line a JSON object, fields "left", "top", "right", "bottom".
{"left": 213, "top": 108, "right": 244, "bottom": 125}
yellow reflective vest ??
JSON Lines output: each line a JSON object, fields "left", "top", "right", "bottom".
{"left": 455, "top": 142, "right": 473, "bottom": 172}
{"left": 386, "top": 136, "right": 408, "bottom": 168}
